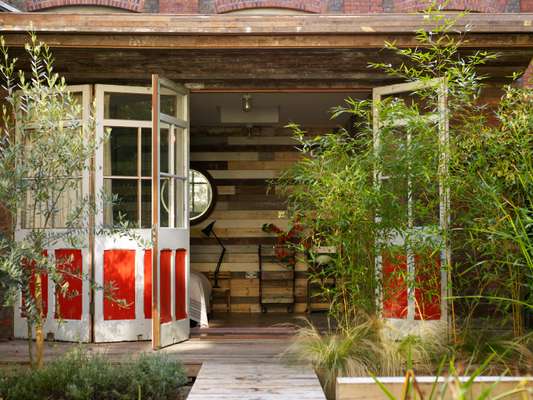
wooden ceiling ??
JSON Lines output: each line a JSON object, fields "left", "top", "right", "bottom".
{"left": 4, "top": 47, "right": 531, "bottom": 90}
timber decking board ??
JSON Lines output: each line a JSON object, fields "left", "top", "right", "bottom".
{"left": 0, "top": 338, "right": 290, "bottom": 364}
{"left": 187, "top": 362, "right": 326, "bottom": 400}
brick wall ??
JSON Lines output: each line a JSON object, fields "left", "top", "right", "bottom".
{"left": 214, "top": 0, "right": 325, "bottom": 13}
{"left": 344, "top": 0, "right": 383, "bottom": 12}
{"left": 389, "top": 0, "right": 508, "bottom": 13}
{"left": 521, "top": 0, "right": 533, "bottom": 10}
{"left": 15, "top": 0, "right": 532, "bottom": 13}
{"left": 159, "top": 0, "right": 197, "bottom": 12}
{"left": 25, "top": 0, "right": 144, "bottom": 11}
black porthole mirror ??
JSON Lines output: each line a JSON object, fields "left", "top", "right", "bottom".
{"left": 189, "top": 169, "right": 217, "bottom": 225}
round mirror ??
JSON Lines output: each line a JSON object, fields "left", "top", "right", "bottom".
{"left": 189, "top": 169, "right": 216, "bottom": 225}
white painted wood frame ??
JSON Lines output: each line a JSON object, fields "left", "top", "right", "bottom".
{"left": 14, "top": 85, "right": 92, "bottom": 342}
{"left": 151, "top": 75, "right": 190, "bottom": 349}
{"left": 372, "top": 78, "right": 450, "bottom": 335}
{"left": 94, "top": 84, "right": 154, "bottom": 342}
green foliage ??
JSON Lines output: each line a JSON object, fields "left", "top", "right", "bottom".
{"left": 0, "top": 32, "right": 102, "bottom": 366}
{"left": 451, "top": 329, "right": 533, "bottom": 375}
{"left": 285, "top": 317, "right": 448, "bottom": 399}
{"left": 277, "top": 3, "right": 532, "bottom": 337}
{"left": 0, "top": 349, "right": 188, "bottom": 400}
{"left": 374, "top": 355, "right": 533, "bottom": 400}
{"left": 0, "top": 33, "right": 140, "bottom": 366}
{"left": 450, "top": 83, "right": 533, "bottom": 335}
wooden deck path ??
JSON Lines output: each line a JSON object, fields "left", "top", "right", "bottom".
{"left": 0, "top": 338, "right": 326, "bottom": 399}
{"left": 187, "top": 361, "right": 326, "bottom": 400}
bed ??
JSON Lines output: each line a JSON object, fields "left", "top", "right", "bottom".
{"left": 189, "top": 270, "right": 212, "bottom": 328}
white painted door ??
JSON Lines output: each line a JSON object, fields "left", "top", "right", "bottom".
{"left": 151, "top": 75, "right": 190, "bottom": 349}
{"left": 373, "top": 78, "right": 450, "bottom": 332}
{"left": 93, "top": 84, "right": 156, "bottom": 342}
{"left": 14, "top": 85, "right": 92, "bottom": 342}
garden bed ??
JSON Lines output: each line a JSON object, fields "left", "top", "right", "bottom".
{"left": 0, "top": 350, "right": 189, "bottom": 400}
{"left": 336, "top": 376, "right": 533, "bottom": 400}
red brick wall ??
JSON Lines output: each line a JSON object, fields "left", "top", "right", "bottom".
{"left": 521, "top": 0, "right": 533, "bottom": 11}
{"left": 159, "top": 0, "right": 197, "bottom": 12}
{"left": 19, "top": 0, "right": 533, "bottom": 13}
{"left": 215, "top": 0, "right": 325, "bottom": 13}
{"left": 390, "top": 0, "right": 508, "bottom": 13}
{"left": 344, "top": 0, "right": 383, "bottom": 12}
{"left": 26, "top": 0, "right": 144, "bottom": 11}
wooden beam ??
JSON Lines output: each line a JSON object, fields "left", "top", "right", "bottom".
{"left": 2, "top": 32, "right": 533, "bottom": 50}
{"left": 1, "top": 13, "right": 532, "bottom": 34}
{"left": 0, "top": 13, "right": 532, "bottom": 49}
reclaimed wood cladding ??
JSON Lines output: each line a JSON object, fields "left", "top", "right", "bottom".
{"left": 190, "top": 125, "right": 327, "bottom": 313}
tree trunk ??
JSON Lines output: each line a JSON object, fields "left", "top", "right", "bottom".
{"left": 34, "top": 273, "right": 45, "bottom": 368}
{"left": 26, "top": 316, "right": 34, "bottom": 369}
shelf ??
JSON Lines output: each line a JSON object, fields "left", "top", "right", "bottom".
{"left": 258, "top": 244, "right": 296, "bottom": 313}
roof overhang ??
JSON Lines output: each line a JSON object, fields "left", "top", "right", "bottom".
{"left": 0, "top": 13, "right": 532, "bottom": 90}
{"left": 0, "top": 13, "right": 532, "bottom": 49}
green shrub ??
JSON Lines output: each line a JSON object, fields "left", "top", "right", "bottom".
{"left": 0, "top": 349, "right": 187, "bottom": 400}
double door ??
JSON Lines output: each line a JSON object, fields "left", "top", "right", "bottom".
{"left": 15, "top": 77, "right": 191, "bottom": 348}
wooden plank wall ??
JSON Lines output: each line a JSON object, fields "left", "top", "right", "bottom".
{"left": 190, "top": 125, "right": 328, "bottom": 313}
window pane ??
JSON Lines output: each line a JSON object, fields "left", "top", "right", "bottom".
{"left": 176, "top": 179, "right": 185, "bottom": 228}
{"left": 141, "top": 128, "right": 151, "bottom": 177}
{"left": 189, "top": 170, "right": 212, "bottom": 220}
{"left": 104, "top": 92, "right": 177, "bottom": 121}
{"left": 175, "top": 127, "right": 186, "bottom": 177}
{"left": 53, "top": 179, "right": 82, "bottom": 228}
{"left": 104, "top": 127, "right": 138, "bottom": 176}
{"left": 104, "top": 92, "right": 151, "bottom": 121}
{"left": 141, "top": 128, "right": 169, "bottom": 176}
{"left": 21, "top": 178, "right": 82, "bottom": 229}
{"left": 161, "top": 95, "right": 177, "bottom": 118}
{"left": 70, "top": 92, "right": 83, "bottom": 119}
{"left": 160, "top": 177, "right": 170, "bottom": 228}
{"left": 141, "top": 179, "right": 151, "bottom": 228}
{"left": 160, "top": 129, "right": 169, "bottom": 174}
{"left": 104, "top": 178, "right": 138, "bottom": 227}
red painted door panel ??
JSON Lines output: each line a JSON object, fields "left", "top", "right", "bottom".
{"left": 414, "top": 254, "right": 441, "bottom": 320}
{"left": 21, "top": 251, "right": 48, "bottom": 318}
{"left": 382, "top": 252, "right": 408, "bottom": 319}
{"left": 55, "top": 249, "right": 83, "bottom": 320}
{"left": 175, "top": 249, "right": 187, "bottom": 320}
{"left": 160, "top": 250, "right": 172, "bottom": 323}
{"left": 103, "top": 249, "right": 136, "bottom": 320}
{"left": 143, "top": 250, "right": 152, "bottom": 319}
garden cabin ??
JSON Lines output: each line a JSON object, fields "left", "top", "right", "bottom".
{"left": 0, "top": 1, "right": 532, "bottom": 349}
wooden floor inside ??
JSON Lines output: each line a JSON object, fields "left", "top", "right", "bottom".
{"left": 191, "top": 312, "right": 330, "bottom": 339}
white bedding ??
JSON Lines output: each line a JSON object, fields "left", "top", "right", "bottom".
{"left": 189, "top": 271, "right": 212, "bottom": 327}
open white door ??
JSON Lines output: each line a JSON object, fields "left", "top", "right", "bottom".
{"left": 14, "top": 85, "right": 92, "bottom": 342}
{"left": 373, "top": 78, "right": 450, "bottom": 333}
{"left": 151, "top": 75, "right": 190, "bottom": 349}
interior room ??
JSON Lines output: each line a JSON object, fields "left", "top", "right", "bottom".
{"left": 187, "top": 91, "right": 367, "bottom": 333}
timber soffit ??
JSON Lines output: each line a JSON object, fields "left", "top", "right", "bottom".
{"left": 0, "top": 13, "right": 532, "bottom": 49}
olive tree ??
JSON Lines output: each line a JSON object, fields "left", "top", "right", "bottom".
{"left": 0, "top": 33, "right": 101, "bottom": 368}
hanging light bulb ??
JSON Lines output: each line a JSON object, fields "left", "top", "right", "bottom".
{"left": 242, "top": 94, "right": 252, "bottom": 112}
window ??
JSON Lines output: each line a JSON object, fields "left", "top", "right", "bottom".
{"left": 20, "top": 88, "right": 88, "bottom": 229}
{"left": 189, "top": 169, "right": 216, "bottom": 225}
{"left": 101, "top": 87, "right": 187, "bottom": 229}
